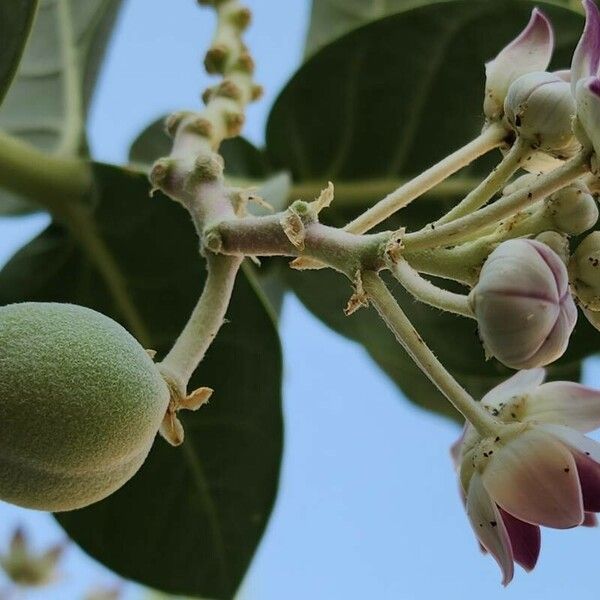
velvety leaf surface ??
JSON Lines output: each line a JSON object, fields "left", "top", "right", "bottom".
{"left": 0, "top": 0, "right": 38, "bottom": 104}
{"left": 0, "top": 0, "right": 122, "bottom": 214}
{"left": 268, "top": 0, "right": 590, "bottom": 417}
{"left": 0, "top": 163, "right": 283, "bottom": 599}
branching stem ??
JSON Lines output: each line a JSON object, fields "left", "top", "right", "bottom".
{"left": 361, "top": 271, "right": 500, "bottom": 437}
{"left": 343, "top": 122, "right": 507, "bottom": 234}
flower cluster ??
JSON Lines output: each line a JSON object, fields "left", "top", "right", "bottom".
{"left": 453, "top": 2, "right": 600, "bottom": 583}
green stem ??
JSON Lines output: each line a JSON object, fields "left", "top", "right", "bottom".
{"left": 0, "top": 130, "right": 90, "bottom": 214}
{"left": 437, "top": 137, "right": 531, "bottom": 224}
{"left": 361, "top": 271, "right": 500, "bottom": 436}
{"left": 159, "top": 254, "right": 242, "bottom": 389}
{"left": 403, "top": 151, "right": 590, "bottom": 252}
{"left": 390, "top": 258, "right": 474, "bottom": 318}
{"left": 343, "top": 122, "right": 507, "bottom": 235}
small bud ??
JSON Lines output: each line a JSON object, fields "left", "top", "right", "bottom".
{"left": 186, "top": 117, "right": 213, "bottom": 139}
{"left": 202, "top": 86, "right": 215, "bottom": 105}
{"left": 544, "top": 183, "right": 598, "bottom": 235}
{"left": 569, "top": 232, "right": 600, "bottom": 318}
{"left": 251, "top": 84, "right": 264, "bottom": 102}
{"left": 148, "top": 158, "right": 175, "bottom": 196}
{"left": 535, "top": 231, "right": 570, "bottom": 264}
{"left": 469, "top": 238, "right": 577, "bottom": 369}
{"left": 164, "top": 111, "right": 191, "bottom": 138}
{"left": 204, "top": 44, "right": 229, "bottom": 74}
{"left": 484, "top": 8, "right": 554, "bottom": 119}
{"left": 216, "top": 79, "right": 243, "bottom": 101}
{"left": 229, "top": 7, "right": 251, "bottom": 30}
{"left": 504, "top": 71, "right": 577, "bottom": 155}
{"left": 224, "top": 111, "right": 245, "bottom": 137}
{"left": 186, "top": 153, "right": 225, "bottom": 190}
{"left": 233, "top": 52, "right": 255, "bottom": 74}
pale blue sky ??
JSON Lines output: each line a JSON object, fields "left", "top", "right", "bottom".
{"left": 2, "top": 1, "right": 600, "bottom": 599}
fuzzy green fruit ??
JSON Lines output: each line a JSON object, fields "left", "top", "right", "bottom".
{"left": 0, "top": 302, "right": 170, "bottom": 512}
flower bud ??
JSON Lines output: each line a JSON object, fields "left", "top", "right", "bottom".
{"left": 575, "top": 76, "right": 600, "bottom": 159}
{"left": 504, "top": 72, "right": 578, "bottom": 155}
{"left": 569, "top": 232, "right": 600, "bottom": 332}
{"left": 545, "top": 182, "right": 598, "bottom": 235}
{"left": 535, "top": 231, "right": 570, "bottom": 263}
{"left": 469, "top": 239, "right": 577, "bottom": 369}
{"left": 484, "top": 9, "right": 554, "bottom": 120}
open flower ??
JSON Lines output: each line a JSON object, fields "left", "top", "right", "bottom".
{"left": 469, "top": 238, "right": 577, "bottom": 369}
{"left": 453, "top": 369, "right": 600, "bottom": 585}
{"left": 484, "top": 8, "right": 554, "bottom": 120}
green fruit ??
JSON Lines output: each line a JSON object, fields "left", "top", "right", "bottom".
{"left": 0, "top": 302, "right": 170, "bottom": 512}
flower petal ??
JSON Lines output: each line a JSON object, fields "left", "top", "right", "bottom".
{"left": 524, "top": 381, "right": 600, "bottom": 432}
{"left": 466, "top": 472, "right": 514, "bottom": 586}
{"left": 571, "top": 0, "right": 600, "bottom": 96}
{"left": 484, "top": 8, "right": 554, "bottom": 119}
{"left": 481, "top": 369, "right": 545, "bottom": 412}
{"left": 576, "top": 76, "right": 600, "bottom": 157}
{"left": 538, "top": 424, "right": 600, "bottom": 512}
{"left": 499, "top": 507, "right": 541, "bottom": 572}
{"left": 482, "top": 428, "right": 583, "bottom": 528}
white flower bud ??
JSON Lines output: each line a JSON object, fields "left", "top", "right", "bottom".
{"left": 469, "top": 239, "right": 577, "bottom": 369}
{"left": 483, "top": 9, "right": 554, "bottom": 120}
{"left": 569, "top": 232, "right": 600, "bottom": 332}
{"left": 545, "top": 183, "right": 598, "bottom": 235}
{"left": 504, "top": 72, "right": 578, "bottom": 155}
{"left": 535, "top": 231, "right": 570, "bottom": 263}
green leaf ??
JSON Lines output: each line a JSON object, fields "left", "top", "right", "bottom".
{"left": 0, "top": 0, "right": 123, "bottom": 215}
{"left": 305, "top": 0, "right": 582, "bottom": 57}
{"left": 268, "top": 0, "right": 590, "bottom": 418}
{"left": 0, "top": 163, "right": 283, "bottom": 600}
{"left": 0, "top": 0, "right": 38, "bottom": 105}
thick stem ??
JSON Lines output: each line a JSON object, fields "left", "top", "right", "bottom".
{"left": 403, "top": 151, "right": 590, "bottom": 252}
{"left": 211, "top": 212, "right": 387, "bottom": 274}
{"left": 159, "top": 254, "right": 242, "bottom": 389}
{"left": 390, "top": 258, "right": 474, "bottom": 318}
{"left": 0, "top": 131, "right": 90, "bottom": 214}
{"left": 437, "top": 137, "right": 532, "bottom": 224}
{"left": 343, "top": 122, "right": 507, "bottom": 235}
{"left": 361, "top": 271, "right": 500, "bottom": 437}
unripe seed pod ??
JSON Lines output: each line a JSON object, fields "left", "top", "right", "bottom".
{"left": 504, "top": 72, "right": 578, "bottom": 155}
{"left": 469, "top": 239, "right": 577, "bottom": 369}
{"left": 0, "top": 303, "right": 170, "bottom": 511}
{"left": 545, "top": 183, "right": 599, "bottom": 235}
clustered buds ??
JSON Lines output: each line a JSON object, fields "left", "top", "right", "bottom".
{"left": 453, "top": 369, "right": 600, "bottom": 585}
{"left": 469, "top": 239, "right": 577, "bottom": 369}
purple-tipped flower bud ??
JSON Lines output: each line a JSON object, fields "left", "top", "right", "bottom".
{"left": 484, "top": 9, "right": 554, "bottom": 120}
{"left": 504, "top": 72, "right": 577, "bottom": 155}
{"left": 575, "top": 76, "right": 600, "bottom": 159}
{"left": 469, "top": 239, "right": 577, "bottom": 369}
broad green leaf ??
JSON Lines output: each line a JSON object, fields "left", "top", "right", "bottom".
{"left": 305, "top": 0, "right": 582, "bottom": 57}
{"left": 268, "top": 1, "right": 591, "bottom": 418}
{"left": 0, "top": 0, "right": 38, "bottom": 104}
{"left": 0, "top": 0, "right": 122, "bottom": 215}
{"left": 0, "top": 163, "right": 283, "bottom": 600}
